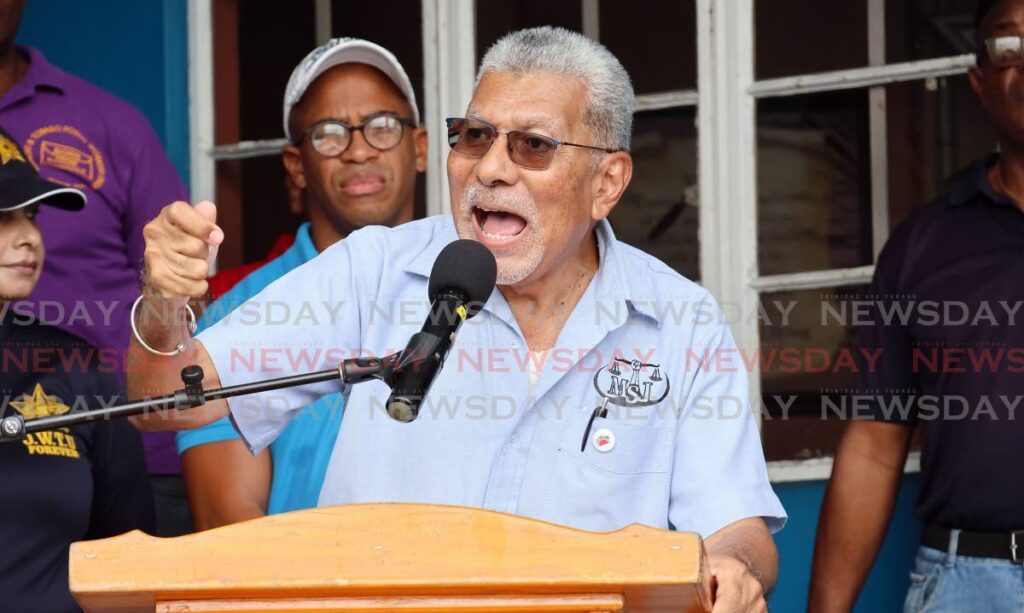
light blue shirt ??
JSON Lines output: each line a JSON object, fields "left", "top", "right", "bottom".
{"left": 177, "top": 223, "right": 345, "bottom": 514}
{"left": 199, "top": 215, "right": 786, "bottom": 536}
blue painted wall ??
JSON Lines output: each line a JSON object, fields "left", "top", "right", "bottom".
{"left": 770, "top": 478, "right": 922, "bottom": 612}
{"left": 16, "top": 0, "right": 190, "bottom": 187}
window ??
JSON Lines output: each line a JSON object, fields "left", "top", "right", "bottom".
{"left": 747, "top": 0, "right": 995, "bottom": 473}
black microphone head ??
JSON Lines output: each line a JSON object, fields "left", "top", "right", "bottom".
{"left": 428, "top": 239, "right": 497, "bottom": 318}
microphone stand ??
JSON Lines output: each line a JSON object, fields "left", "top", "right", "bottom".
{"left": 0, "top": 355, "right": 400, "bottom": 443}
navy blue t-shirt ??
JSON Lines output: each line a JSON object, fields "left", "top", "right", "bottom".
{"left": 857, "top": 154, "right": 1024, "bottom": 532}
{"left": 0, "top": 314, "right": 153, "bottom": 612}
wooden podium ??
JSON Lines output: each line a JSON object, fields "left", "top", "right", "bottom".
{"left": 69, "top": 504, "right": 711, "bottom": 613}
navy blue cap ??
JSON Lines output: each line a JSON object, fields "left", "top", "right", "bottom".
{"left": 0, "top": 125, "right": 85, "bottom": 212}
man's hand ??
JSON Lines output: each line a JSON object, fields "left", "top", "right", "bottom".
{"left": 128, "top": 200, "right": 229, "bottom": 432}
{"left": 142, "top": 200, "right": 223, "bottom": 305}
{"left": 708, "top": 553, "right": 767, "bottom": 613}
{"left": 705, "top": 517, "right": 777, "bottom": 613}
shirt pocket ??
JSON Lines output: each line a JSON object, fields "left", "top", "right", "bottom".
{"left": 539, "top": 406, "right": 673, "bottom": 531}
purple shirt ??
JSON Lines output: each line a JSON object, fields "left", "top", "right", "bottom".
{"left": 0, "top": 47, "right": 188, "bottom": 474}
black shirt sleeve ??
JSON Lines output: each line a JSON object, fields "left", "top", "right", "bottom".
{"left": 856, "top": 224, "right": 921, "bottom": 425}
{"left": 85, "top": 372, "right": 155, "bottom": 539}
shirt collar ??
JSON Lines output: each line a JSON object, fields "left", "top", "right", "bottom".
{"left": 17, "top": 46, "right": 65, "bottom": 92}
{"left": 402, "top": 217, "right": 665, "bottom": 327}
{"left": 591, "top": 219, "right": 664, "bottom": 328}
{"left": 949, "top": 153, "right": 1017, "bottom": 208}
{"left": 0, "top": 47, "right": 66, "bottom": 111}
{"left": 293, "top": 222, "right": 319, "bottom": 262}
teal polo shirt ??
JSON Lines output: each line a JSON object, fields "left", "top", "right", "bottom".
{"left": 175, "top": 223, "right": 343, "bottom": 514}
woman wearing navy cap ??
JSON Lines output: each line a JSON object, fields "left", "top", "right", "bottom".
{"left": 0, "top": 127, "right": 153, "bottom": 612}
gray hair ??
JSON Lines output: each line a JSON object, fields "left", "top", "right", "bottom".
{"left": 476, "top": 27, "right": 634, "bottom": 151}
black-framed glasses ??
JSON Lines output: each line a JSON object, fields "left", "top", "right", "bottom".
{"left": 445, "top": 116, "right": 620, "bottom": 171}
{"left": 985, "top": 35, "right": 1024, "bottom": 68}
{"left": 298, "top": 112, "right": 416, "bottom": 157}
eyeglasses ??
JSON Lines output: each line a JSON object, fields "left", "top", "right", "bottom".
{"left": 298, "top": 113, "right": 416, "bottom": 156}
{"left": 445, "top": 117, "right": 620, "bottom": 171}
{"left": 984, "top": 35, "right": 1024, "bottom": 68}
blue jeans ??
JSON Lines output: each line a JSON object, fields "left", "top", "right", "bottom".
{"left": 904, "top": 530, "right": 1024, "bottom": 612}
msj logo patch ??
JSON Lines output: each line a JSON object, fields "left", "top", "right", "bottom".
{"left": 593, "top": 357, "right": 670, "bottom": 407}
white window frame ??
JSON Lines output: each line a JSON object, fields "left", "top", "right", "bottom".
{"left": 188, "top": 0, "right": 969, "bottom": 482}
{"left": 708, "top": 0, "right": 974, "bottom": 481}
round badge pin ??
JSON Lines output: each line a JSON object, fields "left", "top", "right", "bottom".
{"left": 592, "top": 428, "right": 616, "bottom": 452}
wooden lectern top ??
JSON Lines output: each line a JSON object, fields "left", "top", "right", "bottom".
{"left": 70, "top": 503, "right": 711, "bottom": 613}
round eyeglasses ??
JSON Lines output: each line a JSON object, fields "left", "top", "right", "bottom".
{"left": 445, "top": 116, "right": 619, "bottom": 171}
{"left": 298, "top": 113, "right": 416, "bottom": 157}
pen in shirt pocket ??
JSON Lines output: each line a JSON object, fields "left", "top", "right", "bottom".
{"left": 581, "top": 397, "right": 610, "bottom": 452}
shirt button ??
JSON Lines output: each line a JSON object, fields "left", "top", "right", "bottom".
{"left": 593, "top": 428, "right": 616, "bottom": 452}
{"left": 511, "top": 341, "right": 520, "bottom": 349}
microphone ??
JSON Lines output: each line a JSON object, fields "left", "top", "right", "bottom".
{"left": 385, "top": 239, "right": 497, "bottom": 422}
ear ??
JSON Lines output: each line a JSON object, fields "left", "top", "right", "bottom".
{"left": 590, "top": 151, "right": 633, "bottom": 222}
{"left": 413, "top": 126, "right": 428, "bottom": 173}
{"left": 282, "top": 145, "right": 307, "bottom": 215}
{"left": 282, "top": 144, "right": 307, "bottom": 188}
{"left": 968, "top": 66, "right": 988, "bottom": 106}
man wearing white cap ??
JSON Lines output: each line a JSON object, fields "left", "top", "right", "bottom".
{"left": 170, "top": 38, "right": 427, "bottom": 530}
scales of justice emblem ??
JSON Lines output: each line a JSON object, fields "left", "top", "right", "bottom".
{"left": 592, "top": 357, "right": 671, "bottom": 407}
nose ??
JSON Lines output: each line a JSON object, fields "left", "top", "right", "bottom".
{"left": 473, "top": 133, "right": 519, "bottom": 187}
{"left": 11, "top": 211, "right": 42, "bottom": 251}
{"left": 340, "top": 128, "right": 381, "bottom": 164}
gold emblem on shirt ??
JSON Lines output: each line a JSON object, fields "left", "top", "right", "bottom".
{"left": 11, "top": 384, "right": 71, "bottom": 419}
{"left": 24, "top": 124, "right": 106, "bottom": 190}
{"left": 0, "top": 134, "right": 26, "bottom": 165}
{"left": 10, "top": 385, "right": 79, "bottom": 459}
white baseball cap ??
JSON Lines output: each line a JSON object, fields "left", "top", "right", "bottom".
{"left": 283, "top": 37, "right": 420, "bottom": 142}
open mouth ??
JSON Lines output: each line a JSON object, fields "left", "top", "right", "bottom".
{"left": 472, "top": 205, "right": 528, "bottom": 243}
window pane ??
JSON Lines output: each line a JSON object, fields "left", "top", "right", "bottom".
{"left": 756, "top": 89, "right": 873, "bottom": 276}
{"left": 233, "top": 1, "right": 315, "bottom": 142}
{"left": 476, "top": 1, "right": 582, "bottom": 60}
{"left": 887, "top": 0, "right": 978, "bottom": 64}
{"left": 756, "top": 76, "right": 997, "bottom": 276}
{"left": 609, "top": 108, "right": 699, "bottom": 281}
{"left": 330, "top": 0, "right": 425, "bottom": 122}
{"left": 886, "top": 74, "right": 996, "bottom": 229}
{"left": 760, "top": 286, "right": 868, "bottom": 461}
{"left": 599, "top": 0, "right": 696, "bottom": 93}
{"left": 755, "top": 0, "right": 867, "bottom": 79}
{"left": 215, "top": 156, "right": 299, "bottom": 270}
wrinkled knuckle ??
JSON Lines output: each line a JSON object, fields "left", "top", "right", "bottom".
{"left": 164, "top": 203, "right": 181, "bottom": 222}
{"left": 745, "top": 576, "right": 764, "bottom": 598}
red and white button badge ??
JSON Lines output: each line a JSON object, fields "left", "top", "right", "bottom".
{"left": 592, "top": 428, "right": 616, "bottom": 452}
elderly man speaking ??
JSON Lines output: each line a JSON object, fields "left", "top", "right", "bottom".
{"left": 130, "top": 28, "right": 785, "bottom": 612}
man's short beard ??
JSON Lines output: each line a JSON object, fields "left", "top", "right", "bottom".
{"left": 455, "top": 183, "right": 544, "bottom": 285}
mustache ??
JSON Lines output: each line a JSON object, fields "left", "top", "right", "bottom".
{"left": 461, "top": 184, "right": 538, "bottom": 220}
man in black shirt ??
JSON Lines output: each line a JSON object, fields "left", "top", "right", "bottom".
{"left": 0, "top": 125, "right": 153, "bottom": 612}
{"left": 810, "top": 1, "right": 1024, "bottom": 611}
